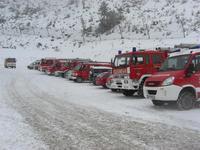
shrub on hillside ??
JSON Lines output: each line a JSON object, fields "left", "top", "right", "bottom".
{"left": 96, "top": 1, "right": 124, "bottom": 34}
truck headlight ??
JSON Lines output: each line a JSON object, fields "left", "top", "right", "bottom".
{"left": 162, "top": 76, "right": 175, "bottom": 86}
{"left": 110, "top": 79, "right": 114, "bottom": 83}
{"left": 124, "top": 75, "right": 129, "bottom": 79}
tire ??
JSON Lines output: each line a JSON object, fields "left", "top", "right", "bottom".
{"left": 138, "top": 79, "right": 145, "bottom": 97}
{"left": 123, "top": 90, "right": 135, "bottom": 96}
{"left": 93, "top": 80, "right": 97, "bottom": 85}
{"left": 152, "top": 100, "right": 164, "bottom": 106}
{"left": 177, "top": 91, "right": 195, "bottom": 110}
{"left": 103, "top": 85, "right": 108, "bottom": 89}
{"left": 61, "top": 73, "right": 65, "bottom": 78}
{"left": 64, "top": 72, "right": 68, "bottom": 78}
{"left": 76, "top": 77, "right": 83, "bottom": 83}
{"left": 111, "top": 89, "right": 117, "bottom": 92}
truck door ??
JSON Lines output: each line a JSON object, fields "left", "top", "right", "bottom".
{"left": 82, "top": 65, "right": 90, "bottom": 80}
{"left": 131, "top": 54, "right": 147, "bottom": 80}
{"left": 191, "top": 54, "right": 200, "bottom": 98}
{"left": 151, "top": 54, "right": 163, "bottom": 73}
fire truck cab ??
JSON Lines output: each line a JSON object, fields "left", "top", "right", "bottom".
{"left": 60, "top": 59, "right": 92, "bottom": 78}
{"left": 144, "top": 47, "right": 200, "bottom": 110}
{"left": 46, "top": 59, "right": 70, "bottom": 75}
{"left": 110, "top": 48, "right": 168, "bottom": 96}
{"left": 38, "top": 58, "right": 57, "bottom": 72}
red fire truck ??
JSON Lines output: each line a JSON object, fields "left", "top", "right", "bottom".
{"left": 110, "top": 48, "right": 168, "bottom": 97}
{"left": 144, "top": 47, "right": 200, "bottom": 110}
{"left": 71, "top": 62, "right": 111, "bottom": 83}
{"left": 45, "top": 59, "right": 70, "bottom": 75}
{"left": 58, "top": 58, "right": 92, "bottom": 78}
{"left": 38, "top": 58, "right": 57, "bottom": 72}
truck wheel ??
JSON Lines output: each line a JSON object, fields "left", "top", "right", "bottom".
{"left": 103, "top": 85, "right": 108, "bottom": 89}
{"left": 92, "top": 80, "right": 97, "bottom": 85}
{"left": 123, "top": 90, "right": 135, "bottom": 96}
{"left": 152, "top": 100, "right": 164, "bottom": 106}
{"left": 138, "top": 80, "right": 145, "bottom": 97}
{"left": 76, "top": 77, "right": 83, "bottom": 83}
{"left": 177, "top": 91, "right": 195, "bottom": 110}
{"left": 61, "top": 73, "right": 65, "bottom": 78}
{"left": 111, "top": 89, "right": 117, "bottom": 92}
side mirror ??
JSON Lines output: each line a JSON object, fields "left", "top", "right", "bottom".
{"left": 111, "top": 58, "right": 113, "bottom": 65}
{"left": 186, "top": 64, "right": 195, "bottom": 77}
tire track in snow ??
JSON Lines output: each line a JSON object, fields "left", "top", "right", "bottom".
{"left": 4, "top": 73, "right": 200, "bottom": 150}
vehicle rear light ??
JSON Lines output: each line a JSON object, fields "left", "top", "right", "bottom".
{"left": 73, "top": 72, "right": 78, "bottom": 76}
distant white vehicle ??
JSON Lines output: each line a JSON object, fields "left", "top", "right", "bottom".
{"left": 4, "top": 58, "right": 16, "bottom": 68}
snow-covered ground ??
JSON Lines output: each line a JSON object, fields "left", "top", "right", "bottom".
{"left": 22, "top": 68, "right": 200, "bottom": 131}
{"left": 0, "top": 70, "right": 47, "bottom": 150}
{"left": 1, "top": 68, "right": 200, "bottom": 149}
{"left": 0, "top": 37, "right": 200, "bottom": 149}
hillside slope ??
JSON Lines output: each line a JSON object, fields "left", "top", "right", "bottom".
{"left": 0, "top": 0, "right": 200, "bottom": 42}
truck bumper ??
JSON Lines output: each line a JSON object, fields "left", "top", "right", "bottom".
{"left": 55, "top": 71, "right": 63, "bottom": 76}
{"left": 122, "top": 79, "right": 139, "bottom": 90}
{"left": 144, "top": 85, "right": 181, "bottom": 101}
{"left": 46, "top": 71, "right": 54, "bottom": 75}
{"left": 39, "top": 68, "right": 45, "bottom": 72}
{"left": 110, "top": 78, "right": 123, "bottom": 90}
{"left": 71, "top": 76, "right": 77, "bottom": 80}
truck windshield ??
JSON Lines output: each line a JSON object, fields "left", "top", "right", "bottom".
{"left": 6, "top": 58, "right": 16, "bottom": 62}
{"left": 41, "top": 60, "right": 53, "bottom": 65}
{"left": 74, "top": 64, "right": 82, "bottom": 70}
{"left": 160, "top": 54, "right": 190, "bottom": 71}
{"left": 114, "top": 55, "right": 130, "bottom": 67}
{"left": 64, "top": 62, "right": 70, "bottom": 67}
{"left": 93, "top": 69, "right": 111, "bottom": 74}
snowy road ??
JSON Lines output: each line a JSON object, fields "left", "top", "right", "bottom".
{"left": 1, "top": 68, "right": 200, "bottom": 150}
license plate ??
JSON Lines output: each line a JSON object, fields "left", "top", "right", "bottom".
{"left": 124, "top": 86, "right": 129, "bottom": 89}
{"left": 147, "top": 95, "right": 155, "bottom": 99}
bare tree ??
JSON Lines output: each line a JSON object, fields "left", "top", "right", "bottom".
{"left": 118, "top": 25, "right": 124, "bottom": 39}
{"left": 81, "top": 17, "right": 86, "bottom": 43}
{"left": 176, "top": 15, "right": 186, "bottom": 38}
{"left": 139, "top": 12, "right": 151, "bottom": 39}
{"left": 82, "top": 0, "right": 86, "bottom": 9}
{"left": 75, "top": 0, "right": 79, "bottom": 7}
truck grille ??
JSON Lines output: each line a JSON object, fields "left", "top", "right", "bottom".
{"left": 145, "top": 81, "right": 161, "bottom": 87}
{"left": 148, "top": 90, "right": 157, "bottom": 95}
{"left": 116, "top": 82, "right": 122, "bottom": 88}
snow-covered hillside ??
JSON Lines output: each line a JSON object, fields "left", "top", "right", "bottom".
{"left": 0, "top": 0, "right": 200, "bottom": 42}
{"left": 0, "top": 0, "right": 200, "bottom": 62}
